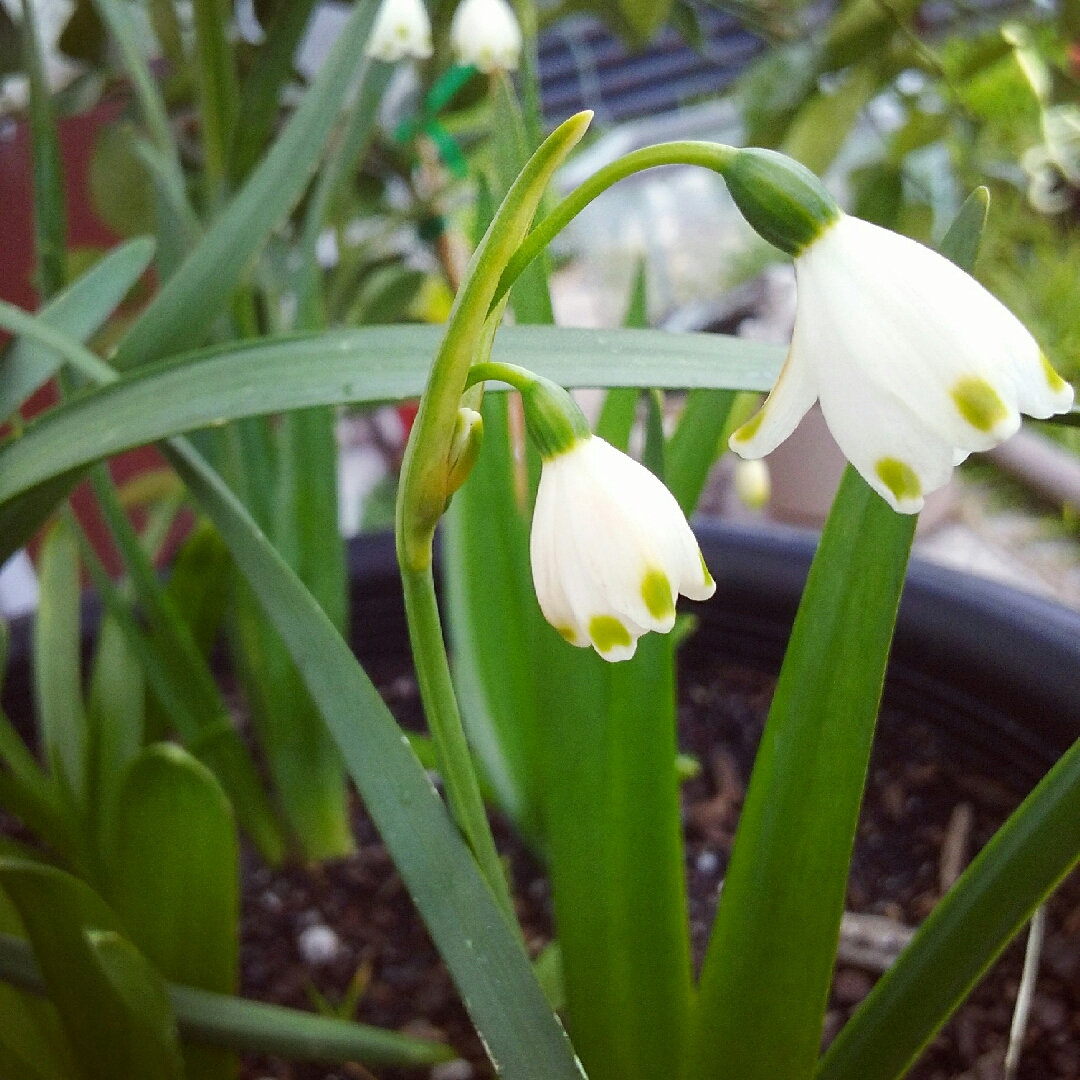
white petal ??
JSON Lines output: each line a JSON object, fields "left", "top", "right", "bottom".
{"left": 796, "top": 216, "right": 1039, "bottom": 452}
{"left": 528, "top": 437, "right": 714, "bottom": 661}
{"left": 728, "top": 342, "right": 817, "bottom": 460}
{"left": 816, "top": 353, "right": 956, "bottom": 513}
{"left": 530, "top": 463, "right": 586, "bottom": 646}
{"left": 451, "top": 0, "right": 522, "bottom": 72}
{"left": 367, "top": 0, "right": 433, "bottom": 61}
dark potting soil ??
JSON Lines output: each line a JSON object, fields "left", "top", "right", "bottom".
{"left": 236, "top": 653, "right": 1080, "bottom": 1080}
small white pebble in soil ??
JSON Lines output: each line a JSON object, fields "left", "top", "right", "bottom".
{"left": 431, "top": 1061, "right": 475, "bottom": 1080}
{"left": 260, "top": 890, "right": 283, "bottom": 914}
{"left": 297, "top": 924, "right": 341, "bottom": 966}
{"left": 696, "top": 850, "right": 720, "bottom": 875}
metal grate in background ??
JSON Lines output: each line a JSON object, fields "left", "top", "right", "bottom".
{"left": 537, "top": 7, "right": 765, "bottom": 127}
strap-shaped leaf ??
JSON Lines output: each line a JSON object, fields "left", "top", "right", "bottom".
{"left": 687, "top": 189, "right": 990, "bottom": 1080}
{"left": 110, "top": 0, "right": 380, "bottom": 370}
{"left": 33, "top": 521, "right": 87, "bottom": 809}
{"left": 0, "top": 326, "right": 784, "bottom": 516}
{"left": 163, "top": 435, "right": 586, "bottom": 1080}
{"left": 106, "top": 744, "right": 238, "bottom": 1080}
{"left": 0, "top": 238, "right": 154, "bottom": 422}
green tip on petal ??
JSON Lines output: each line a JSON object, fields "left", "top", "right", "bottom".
{"left": 732, "top": 408, "right": 765, "bottom": 444}
{"left": 875, "top": 457, "right": 922, "bottom": 504}
{"left": 1041, "top": 353, "right": 1069, "bottom": 394}
{"left": 699, "top": 552, "right": 714, "bottom": 589}
{"left": 951, "top": 376, "right": 1009, "bottom": 433}
{"left": 641, "top": 569, "right": 675, "bottom": 621}
{"left": 589, "top": 615, "right": 632, "bottom": 655}
{"left": 555, "top": 625, "right": 579, "bottom": 645}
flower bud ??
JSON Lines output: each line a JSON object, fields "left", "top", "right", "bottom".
{"left": 734, "top": 458, "right": 771, "bottom": 510}
{"left": 446, "top": 407, "right": 484, "bottom": 497}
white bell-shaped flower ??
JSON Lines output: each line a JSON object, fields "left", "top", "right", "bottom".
{"left": 531, "top": 436, "right": 716, "bottom": 662}
{"left": 451, "top": 0, "right": 522, "bottom": 73}
{"left": 729, "top": 212, "right": 1075, "bottom": 513}
{"left": 366, "top": 0, "right": 433, "bottom": 62}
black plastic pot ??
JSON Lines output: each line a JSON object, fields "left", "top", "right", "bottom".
{"left": 5, "top": 522, "right": 1080, "bottom": 797}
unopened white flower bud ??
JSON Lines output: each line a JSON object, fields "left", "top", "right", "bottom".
{"left": 446, "top": 407, "right": 484, "bottom": 497}
{"left": 734, "top": 458, "right": 771, "bottom": 510}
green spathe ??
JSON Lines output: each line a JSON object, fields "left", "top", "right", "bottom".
{"left": 466, "top": 361, "right": 591, "bottom": 459}
{"left": 521, "top": 376, "right": 591, "bottom": 459}
{"left": 721, "top": 148, "right": 840, "bottom": 256}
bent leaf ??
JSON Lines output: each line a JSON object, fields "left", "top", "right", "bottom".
{"left": 164, "top": 436, "right": 586, "bottom": 1080}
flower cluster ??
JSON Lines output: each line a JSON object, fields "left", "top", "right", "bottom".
{"left": 367, "top": 0, "right": 522, "bottom": 71}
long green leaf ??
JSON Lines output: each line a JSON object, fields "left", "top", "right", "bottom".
{"left": 84, "top": 930, "right": 184, "bottom": 1080}
{"left": 444, "top": 393, "right": 544, "bottom": 840}
{"left": 33, "top": 521, "right": 86, "bottom": 808}
{"left": 0, "top": 930, "right": 455, "bottom": 1066}
{"left": 595, "top": 260, "right": 649, "bottom": 450}
{"left": 666, "top": 388, "right": 736, "bottom": 515}
{"left": 260, "top": 38, "right": 381, "bottom": 851}
{"left": 20, "top": 0, "right": 66, "bottom": 301}
{"left": 688, "top": 470, "right": 916, "bottom": 1080}
{"left": 107, "top": 744, "right": 237, "bottom": 1080}
{"left": 687, "top": 187, "right": 990, "bottom": 1080}
{"left": 0, "top": 327, "right": 784, "bottom": 513}
{"left": 86, "top": 615, "right": 144, "bottom": 845}
{"left": 229, "top": 576, "right": 353, "bottom": 858}
{"left": 540, "top": 630, "right": 692, "bottom": 1080}
{"left": 489, "top": 71, "right": 555, "bottom": 325}
{"left": 163, "top": 436, "right": 586, "bottom": 1080}
{"left": 0, "top": 859, "right": 166, "bottom": 1080}
{"left": 817, "top": 732, "right": 1080, "bottom": 1080}
{"left": 229, "top": 0, "right": 320, "bottom": 186}
{"left": 295, "top": 58, "right": 392, "bottom": 327}
{"left": 0, "top": 237, "right": 155, "bottom": 422}
{"left": 110, "top": 0, "right": 380, "bottom": 370}
{"left": 191, "top": 0, "right": 238, "bottom": 193}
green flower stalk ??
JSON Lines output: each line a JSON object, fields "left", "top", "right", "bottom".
{"left": 394, "top": 111, "right": 591, "bottom": 921}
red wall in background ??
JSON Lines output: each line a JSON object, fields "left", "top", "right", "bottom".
{"left": 1, "top": 93, "right": 169, "bottom": 576}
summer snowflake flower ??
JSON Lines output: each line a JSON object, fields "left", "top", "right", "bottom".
{"left": 451, "top": 0, "right": 522, "bottom": 73}
{"left": 366, "top": 0, "right": 433, "bottom": 62}
{"left": 531, "top": 436, "right": 716, "bottom": 662}
{"left": 728, "top": 212, "right": 1075, "bottom": 513}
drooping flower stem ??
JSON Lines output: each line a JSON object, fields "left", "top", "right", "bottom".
{"left": 493, "top": 142, "right": 841, "bottom": 309}
{"left": 493, "top": 141, "right": 738, "bottom": 308}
